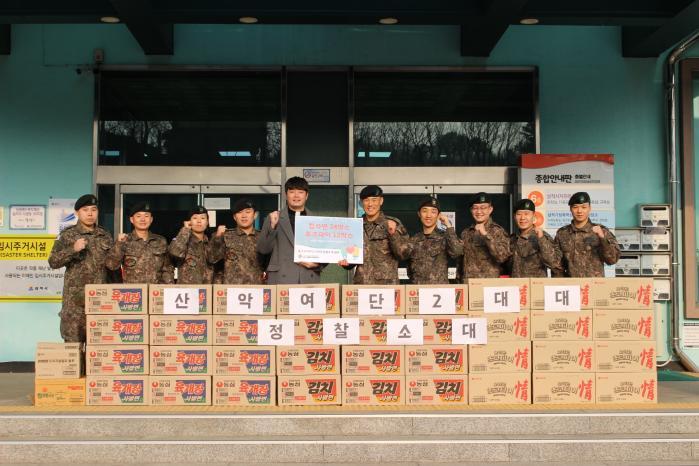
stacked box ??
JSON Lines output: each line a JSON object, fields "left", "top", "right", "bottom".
{"left": 358, "top": 316, "right": 405, "bottom": 345}
{"left": 85, "top": 284, "right": 148, "bottom": 314}
{"left": 86, "top": 375, "right": 150, "bottom": 405}
{"left": 151, "top": 346, "right": 211, "bottom": 375}
{"left": 278, "top": 375, "right": 342, "bottom": 405}
{"left": 277, "top": 346, "right": 340, "bottom": 375}
{"left": 213, "top": 375, "right": 276, "bottom": 406}
{"left": 35, "top": 378, "right": 86, "bottom": 407}
{"left": 34, "top": 342, "right": 85, "bottom": 406}
{"left": 341, "top": 285, "right": 405, "bottom": 315}
{"left": 405, "top": 315, "right": 452, "bottom": 344}
{"left": 150, "top": 376, "right": 212, "bottom": 405}
{"left": 342, "top": 346, "right": 404, "bottom": 375}
{"left": 468, "top": 278, "right": 530, "bottom": 311}
{"left": 404, "top": 285, "right": 468, "bottom": 315}
{"left": 212, "top": 284, "right": 276, "bottom": 315}
{"left": 87, "top": 346, "right": 149, "bottom": 375}
{"left": 213, "top": 346, "right": 276, "bottom": 376}
{"left": 149, "top": 284, "right": 212, "bottom": 314}
{"left": 212, "top": 315, "right": 274, "bottom": 345}
{"left": 466, "top": 310, "right": 531, "bottom": 342}
{"left": 342, "top": 375, "right": 404, "bottom": 405}
{"left": 277, "top": 284, "right": 340, "bottom": 314}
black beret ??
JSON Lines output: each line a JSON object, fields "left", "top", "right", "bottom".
{"left": 568, "top": 192, "right": 591, "bottom": 206}
{"left": 74, "top": 194, "right": 97, "bottom": 210}
{"left": 188, "top": 205, "right": 208, "bottom": 219}
{"left": 418, "top": 196, "right": 440, "bottom": 211}
{"left": 360, "top": 185, "right": 383, "bottom": 200}
{"left": 128, "top": 202, "right": 152, "bottom": 217}
{"left": 469, "top": 192, "right": 492, "bottom": 207}
{"left": 232, "top": 198, "right": 256, "bottom": 215}
{"left": 513, "top": 198, "right": 536, "bottom": 213}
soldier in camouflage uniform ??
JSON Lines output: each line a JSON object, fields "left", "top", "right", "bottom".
{"left": 553, "top": 191, "right": 620, "bottom": 277}
{"left": 341, "top": 185, "right": 411, "bottom": 284}
{"left": 168, "top": 205, "right": 216, "bottom": 284}
{"left": 460, "top": 192, "right": 511, "bottom": 280}
{"left": 408, "top": 196, "right": 463, "bottom": 284}
{"left": 509, "top": 198, "right": 561, "bottom": 277}
{"left": 211, "top": 198, "right": 265, "bottom": 284}
{"left": 48, "top": 194, "right": 113, "bottom": 342}
{"left": 105, "top": 202, "right": 174, "bottom": 284}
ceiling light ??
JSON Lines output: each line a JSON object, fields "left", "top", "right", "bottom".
{"left": 519, "top": 18, "right": 539, "bottom": 25}
{"left": 100, "top": 16, "right": 120, "bottom": 24}
{"left": 379, "top": 17, "right": 398, "bottom": 25}
{"left": 239, "top": 17, "right": 259, "bottom": 24}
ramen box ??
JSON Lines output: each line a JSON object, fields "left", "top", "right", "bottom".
{"left": 86, "top": 375, "right": 150, "bottom": 405}
{"left": 341, "top": 285, "right": 404, "bottom": 315}
{"left": 342, "top": 346, "right": 404, "bottom": 375}
{"left": 150, "top": 316, "right": 211, "bottom": 345}
{"left": 594, "top": 341, "right": 656, "bottom": 372}
{"left": 149, "top": 285, "right": 212, "bottom": 314}
{"left": 212, "top": 376, "right": 276, "bottom": 406}
{"left": 212, "top": 315, "right": 273, "bottom": 345}
{"left": 468, "top": 373, "right": 531, "bottom": 405}
{"left": 404, "top": 285, "right": 468, "bottom": 314}
{"left": 358, "top": 317, "right": 405, "bottom": 345}
{"left": 596, "top": 372, "right": 658, "bottom": 403}
{"left": 150, "top": 376, "right": 212, "bottom": 406}
{"left": 277, "top": 375, "right": 341, "bottom": 405}
{"left": 592, "top": 309, "right": 655, "bottom": 341}
{"left": 529, "top": 278, "right": 592, "bottom": 310}
{"left": 406, "top": 375, "right": 468, "bottom": 405}
{"left": 590, "top": 278, "right": 654, "bottom": 309}
{"left": 276, "top": 346, "right": 339, "bottom": 375}
{"left": 212, "top": 346, "right": 275, "bottom": 375}
{"left": 277, "top": 284, "right": 340, "bottom": 314}
{"left": 342, "top": 375, "right": 405, "bottom": 405}
{"left": 406, "top": 346, "right": 467, "bottom": 375}
{"left": 468, "top": 278, "right": 530, "bottom": 311}
{"left": 468, "top": 341, "right": 530, "bottom": 373}
{"left": 467, "top": 310, "right": 531, "bottom": 341}
{"left": 86, "top": 345, "right": 149, "bottom": 375}
{"left": 85, "top": 284, "right": 148, "bottom": 314}
{"left": 150, "top": 346, "right": 211, "bottom": 375}
{"left": 530, "top": 310, "right": 592, "bottom": 341}
{"left": 533, "top": 373, "right": 595, "bottom": 404}
{"left": 212, "top": 284, "right": 276, "bottom": 315}
{"left": 87, "top": 315, "right": 148, "bottom": 345}
{"left": 532, "top": 341, "right": 594, "bottom": 373}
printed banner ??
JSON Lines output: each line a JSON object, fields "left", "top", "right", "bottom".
{"left": 294, "top": 215, "right": 364, "bottom": 264}
{"left": 0, "top": 235, "right": 63, "bottom": 302}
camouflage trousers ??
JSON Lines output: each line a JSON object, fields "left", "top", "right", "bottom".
{"left": 59, "top": 307, "right": 86, "bottom": 343}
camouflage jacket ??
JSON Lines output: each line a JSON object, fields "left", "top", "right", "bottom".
{"left": 105, "top": 231, "right": 175, "bottom": 284}
{"left": 168, "top": 227, "right": 216, "bottom": 284}
{"left": 48, "top": 223, "right": 113, "bottom": 310}
{"left": 460, "top": 219, "right": 511, "bottom": 280}
{"left": 351, "top": 213, "right": 411, "bottom": 285}
{"left": 509, "top": 229, "right": 561, "bottom": 278}
{"left": 408, "top": 227, "right": 463, "bottom": 284}
{"left": 210, "top": 228, "right": 264, "bottom": 284}
{"left": 553, "top": 221, "right": 620, "bottom": 277}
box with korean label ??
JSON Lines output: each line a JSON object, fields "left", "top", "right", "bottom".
{"left": 406, "top": 316, "right": 453, "bottom": 344}
{"left": 149, "top": 284, "right": 212, "bottom": 314}
{"left": 86, "top": 375, "right": 150, "bottom": 405}
{"left": 277, "top": 375, "right": 341, "bottom": 405}
{"left": 212, "top": 284, "right": 276, "bottom": 315}
{"left": 596, "top": 372, "right": 658, "bottom": 403}
{"left": 529, "top": 278, "right": 592, "bottom": 310}
{"left": 35, "top": 378, "right": 86, "bottom": 407}
{"left": 86, "top": 345, "right": 148, "bottom": 375}
{"left": 277, "top": 284, "right": 340, "bottom": 315}
{"left": 593, "top": 309, "right": 655, "bottom": 341}
{"left": 292, "top": 315, "right": 325, "bottom": 345}
{"left": 150, "top": 346, "right": 211, "bottom": 376}
{"left": 150, "top": 316, "right": 211, "bottom": 346}
{"left": 405, "top": 285, "right": 468, "bottom": 315}
{"left": 532, "top": 341, "right": 594, "bottom": 373}
{"left": 85, "top": 284, "right": 148, "bottom": 314}
{"left": 468, "top": 341, "right": 530, "bottom": 373}
{"left": 276, "top": 346, "right": 340, "bottom": 375}
{"left": 406, "top": 375, "right": 468, "bottom": 405}
{"left": 341, "top": 285, "right": 405, "bottom": 315}
{"left": 594, "top": 341, "right": 656, "bottom": 372}
{"left": 342, "top": 375, "right": 405, "bottom": 405}
{"left": 466, "top": 310, "right": 530, "bottom": 341}
{"left": 468, "top": 373, "right": 531, "bottom": 405}
{"left": 342, "top": 346, "right": 404, "bottom": 375}
{"left": 212, "top": 346, "right": 275, "bottom": 376}
{"left": 530, "top": 310, "right": 592, "bottom": 341}
{"left": 35, "top": 343, "right": 82, "bottom": 379}
{"left": 150, "top": 376, "right": 211, "bottom": 405}
{"left": 407, "top": 346, "right": 467, "bottom": 375}
{"left": 591, "top": 278, "right": 654, "bottom": 310}
{"left": 212, "top": 315, "right": 273, "bottom": 345}
{"left": 468, "top": 278, "right": 530, "bottom": 311}
{"left": 87, "top": 315, "right": 148, "bottom": 345}
{"left": 358, "top": 317, "right": 404, "bottom": 345}
{"left": 533, "top": 373, "right": 595, "bottom": 404}
{"left": 212, "top": 375, "right": 276, "bottom": 406}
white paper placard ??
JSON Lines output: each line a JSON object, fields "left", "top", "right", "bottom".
{"left": 288, "top": 288, "right": 326, "bottom": 314}
{"left": 322, "top": 318, "right": 360, "bottom": 344}
{"left": 204, "top": 197, "right": 231, "bottom": 210}
{"left": 483, "top": 286, "right": 521, "bottom": 313}
{"left": 358, "top": 288, "right": 395, "bottom": 315}
{"left": 418, "top": 287, "right": 456, "bottom": 315}
{"left": 387, "top": 318, "right": 423, "bottom": 345}
{"left": 226, "top": 287, "right": 264, "bottom": 315}
{"left": 163, "top": 288, "right": 199, "bottom": 314}
{"left": 451, "top": 318, "right": 488, "bottom": 345}
{"left": 257, "top": 319, "right": 295, "bottom": 345}
{"left": 544, "top": 285, "right": 581, "bottom": 312}
{"left": 207, "top": 210, "right": 217, "bottom": 227}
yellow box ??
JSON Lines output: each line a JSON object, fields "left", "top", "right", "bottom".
{"left": 590, "top": 278, "right": 654, "bottom": 309}
{"left": 592, "top": 309, "right": 655, "bottom": 340}
{"left": 277, "top": 284, "right": 340, "bottom": 314}
{"left": 85, "top": 284, "right": 148, "bottom": 314}
{"left": 532, "top": 373, "right": 595, "bottom": 404}
{"left": 276, "top": 345, "right": 340, "bottom": 375}
{"left": 532, "top": 341, "right": 594, "bottom": 373}
{"left": 150, "top": 346, "right": 211, "bottom": 376}
{"left": 404, "top": 285, "right": 468, "bottom": 314}
{"left": 212, "top": 315, "right": 273, "bottom": 345}
{"left": 407, "top": 346, "right": 467, "bottom": 375}
{"left": 467, "top": 310, "right": 531, "bottom": 341}
{"left": 468, "top": 278, "right": 530, "bottom": 311}
{"left": 529, "top": 278, "right": 593, "bottom": 310}
{"left": 86, "top": 375, "right": 149, "bottom": 405}
{"left": 212, "top": 346, "right": 275, "bottom": 376}
{"left": 341, "top": 285, "right": 405, "bottom": 315}
{"left": 212, "top": 284, "right": 276, "bottom": 315}
{"left": 35, "top": 343, "right": 81, "bottom": 379}
{"left": 358, "top": 317, "right": 405, "bottom": 345}
{"left": 277, "top": 375, "right": 341, "bottom": 405}
{"left": 468, "top": 341, "right": 530, "bottom": 373}
{"left": 87, "top": 315, "right": 148, "bottom": 345}
{"left": 212, "top": 376, "right": 276, "bottom": 406}
{"left": 342, "top": 346, "right": 404, "bottom": 375}
{"left": 342, "top": 375, "right": 405, "bottom": 405}
{"left": 468, "top": 373, "right": 531, "bottom": 404}
{"left": 293, "top": 315, "right": 325, "bottom": 345}
{"left": 594, "top": 341, "right": 656, "bottom": 372}
{"left": 149, "top": 284, "right": 212, "bottom": 314}
{"left": 86, "top": 345, "right": 148, "bottom": 375}
{"left": 530, "top": 310, "right": 592, "bottom": 341}
{"left": 406, "top": 375, "right": 468, "bottom": 405}
{"left": 34, "top": 378, "right": 86, "bottom": 407}
{"left": 150, "top": 315, "right": 211, "bottom": 345}
{"left": 596, "top": 372, "right": 658, "bottom": 403}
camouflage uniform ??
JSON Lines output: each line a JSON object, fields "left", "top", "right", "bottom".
{"left": 509, "top": 229, "right": 562, "bottom": 278}
{"left": 351, "top": 213, "right": 411, "bottom": 285}
{"left": 48, "top": 224, "right": 113, "bottom": 342}
{"left": 553, "top": 221, "right": 620, "bottom": 277}
{"left": 105, "top": 231, "right": 175, "bottom": 284}
{"left": 408, "top": 227, "right": 463, "bottom": 284}
{"left": 168, "top": 227, "right": 215, "bottom": 284}
{"left": 211, "top": 228, "right": 264, "bottom": 284}
{"left": 460, "top": 219, "right": 511, "bottom": 280}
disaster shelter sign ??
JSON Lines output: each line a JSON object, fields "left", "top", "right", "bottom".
{"left": 0, "top": 235, "right": 63, "bottom": 302}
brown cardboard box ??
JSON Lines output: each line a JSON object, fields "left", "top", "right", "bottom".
{"left": 530, "top": 310, "right": 592, "bottom": 341}
{"left": 212, "top": 284, "right": 276, "bottom": 315}
{"left": 293, "top": 315, "right": 325, "bottom": 345}
{"left": 468, "top": 341, "right": 530, "bottom": 373}
{"left": 150, "top": 376, "right": 212, "bottom": 405}
{"left": 468, "top": 373, "right": 531, "bottom": 404}
{"left": 342, "top": 375, "right": 405, "bottom": 405}
{"left": 276, "top": 346, "right": 340, "bottom": 375}
{"left": 87, "top": 315, "right": 148, "bottom": 345}
{"left": 277, "top": 375, "right": 341, "bottom": 405}
{"left": 406, "top": 316, "right": 452, "bottom": 344}
{"left": 212, "top": 375, "right": 276, "bottom": 406}
{"left": 212, "top": 315, "right": 274, "bottom": 345}
{"left": 532, "top": 341, "right": 594, "bottom": 373}
{"left": 342, "top": 346, "right": 404, "bottom": 375}
{"left": 592, "top": 309, "right": 655, "bottom": 341}
{"left": 467, "top": 310, "right": 531, "bottom": 341}
{"left": 468, "top": 278, "right": 530, "bottom": 311}
{"left": 358, "top": 317, "right": 405, "bottom": 345}
{"left": 35, "top": 343, "right": 81, "bottom": 379}
{"left": 596, "top": 372, "right": 658, "bottom": 403}
{"left": 405, "top": 285, "right": 468, "bottom": 314}
{"left": 532, "top": 373, "right": 595, "bottom": 404}
{"left": 212, "top": 346, "right": 276, "bottom": 376}
{"left": 407, "top": 346, "right": 467, "bottom": 375}
{"left": 594, "top": 341, "right": 656, "bottom": 372}
{"left": 277, "top": 284, "right": 340, "bottom": 314}
{"left": 149, "top": 284, "right": 212, "bottom": 314}
{"left": 529, "top": 278, "right": 593, "bottom": 310}
{"left": 150, "top": 346, "right": 212, "bottom": 375}
{"left": 86, "top": 345, "right": 149, "bottom": 375}
{"left": 590, "top": 278, "right": 654, "bottom": 309}
{"left": 341, "top": 285, "right": 404, "bottom": 315}
{"left": 150, "top": 315, "right": 211, "bottom": 345}
{"left": 34, "top": 378, "right": 86, "bottom": 407}
{"left": 406, "top": 375, "right": 468, "bottom": 405}
{"left": 85, "top": 284, "right": 148, "bottom": 314}
{"left": 86, "top": 375, "right": 150, "bottom": 405}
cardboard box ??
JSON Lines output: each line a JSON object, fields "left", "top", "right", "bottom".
{"left": 405, "top": 316, "right": 452, "bottom": 344}
{"left": 530, "top": 278, "right": 593, "bottom": 310}
{"left": 276, "top": 345, "right": 340, "bottom": 375}
{"left": 293, "top": 315, "right": 325, "bottom": 345}
{"left": 86, "top": 345, "right": 149, "bottom": 375}
{"left": 277, "top": 375, "right": 341, "bottom": 405}
{"left": 616, "top": 255, "right": 641, "bottom": 276}
{"left": 34, "top": 378, "right": 86, "bottom": 407}
{"left": 212, "top": 346, "right": 275, "bottom": 375}
{"left": 358, "top": 317, "right": 405, "bottom": 345}
{"left": 639, "top": 204, "right": 671, "bottom": 228}
{"left": 406, "top": 375, "right": 468, "bottom": 405}
{"left": 149, "top": 284, "right": 212, "bottom": 314}
{"left": 150, "top": 376, "right": 212, "bottom": 405}
{"left": 342, "top": 375, "right": 405, "bottom": 405}
{"left": 530, "top": 310, "right": 592, "bottom": 341}
{"left": 596, "top": 372, "right": 658, "bottom": 403}
{"left": 150, "top": 316, "right": 211, "bottom": 345}
{"left": 468, "top": 373, "right": 531, "bottom": 404}
{"left": 212, "top": 284, "right": 276, "bottom": 315}
{"left": 342, "top": 346, "right": 404, "bottom": 375}
{"left": 466, "top": 310, "right": 531, "bottom": 341}
{"left": 405, "top": 285, "right": 468, "bottom": 314}
{"left": 277, "top": 284, "right": 340, "bottom": 314}
{"left": 591, "top": 278, "right": 654, "bottom": 310}
{"left": 532, "top": 373, "right": 595, "bottom": 404}
{"left": 468, "top": 341, "right": 530, "bottom": 373}
{"left": 594, "top": 341, "right": 656, "bottom": 372}
{"left": 213, "top": 375, "right": 276, "bottom": 406}
{"left": 85, "top": 284, "right": 148, "bottom": 314}
{"left": 212, "top": 315, "right": 273, "bottom": 345}
{"left": 641, "top": 228, "right": 671, "bottom": 251}
{"left": 150, "top": 346, "right": 211, "bottom": 375}
{"left": 341, "top": 285, "right": 404, "bottom": 315}
{"left": 468, "top": 278, "right": 530, "bottom": 311}
{"left": 615, "top": 229, "right": 641, "bottom": 252}
{"left": 407, "top": 346, "right": 467, "bottom": 375}
{"left": 35, "top": 343, "right": 81, "bottom": 379}
{"left": 86, "top": 375, "right": 150, "bottom": 405}
{"left": 532, "top": 341, "right": 594, "bottom": 373}
{"left": 87, "top": 315, "right": 148, "bottom": 345}
{"left": 640, "top": 254, "right": 671, "bottom": 276}
{"left": 593, "top": 309, "right": 655, "bottom": 341}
